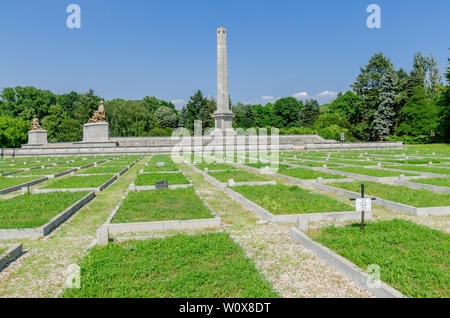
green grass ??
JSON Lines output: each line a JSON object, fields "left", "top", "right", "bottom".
{"left": 144, "top": 155, "right": 179, "bottom": 172}
{"left": 0, "top": 192, "right": 88, "bottom": 229}
{"left": 279, "top": 167, "right": 344, "bottom": 179}
{"left": 0, "top": 247, "right": 8, "bottom": 255}
{"left": 195, "top": 162, "right": 237, "bottom": 170}
{"left": 330, "top": 180, "right": 450, "bottom": 207}
{"left": 78, "top": 166, "right": 124, "bottom": 174}
{"left": 134, "top": 173, "right": 189, "bottom": 186}
{"left": 233, "top": 184, "right": 353, "bottom": 214}
{"left": 62, "top": 232, "right": 278, "bottom": 298}
{"left": 329, "top": 160, "right": 378, "bottom": 166}
{"left": 57, "top": 160, "right": 99, "bottom": 168}
{"left": 310, "top": 219, "right": 449, "bottom": 298}
{"left": 411, "top": 177, "right": 450, "bottom": 187}
{"left": 287, "top": 160, "right": 341, "bottom": 167}
{"left": 208, "top": 170, "right": 270, "bottom": 182}
{"left": 0, "top": 177, "right": 40, "bottom": 190}
{"left": 44, "top": 175, "right": 114, "bottom": 189}
{"left": 244, "top": 162, "right": 290, "bottom": 169}
{"left": 385, "top": 165, "right": 450, "bottom": 175}
{"left": 333, "top": 167, "right": 418, "bottom": 177}
{"left": 112, "top": 187, "right": 212, "bottom": 223}
{"left": 14, "top": 167, "right": 71, "bottom": 176}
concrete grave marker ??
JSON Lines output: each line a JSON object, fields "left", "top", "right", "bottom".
{"left": 356, "top": 198, "right": 372, "bottom": 212}
{"left": 227, "top": 179, "right": 235, "bottom": 186}
{"left": 156, "top": 162, "right": 165, "bottom": 167}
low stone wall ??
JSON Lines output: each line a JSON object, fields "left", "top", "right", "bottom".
{"left": 0, "top": 244, "right": 23, "bottom": 271}
{"left": 304, "top": 142, "right": 403, "bottom": 151}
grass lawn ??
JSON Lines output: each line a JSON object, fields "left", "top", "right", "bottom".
{"left": 411, "top": 177, "right": 450, "bottom": 187}
{"left": 244, "top": 162, "right": 290, "bottom": 169}
{"left": 44, "top": 175, "right": 114, "bottom": 189}
{"left": 144, "top": 155, "right": 179, "bottom": 172}
{"left": 0, "top": 177, "right": 40, "bottom": 190}
{"left": 135, "top": 173, "right": 189, "bottom": 186}
{"left": 329, "top": 180, "right": 450, "bottom": 207}
{"left": 333, "top": 167, "right": 418, "bottom": 177}
{"left": 331, "top": 160, "right": 378, "bottom": 166}
{"left": 385, "top": 165, "right": 450, "bottom": 175}
{"left": 208, "top": 170, "right": 270, "bottom": 182}
{"left": 232, "top": 184, "right": 353, "bottom": 215}
{"left": 57, "top": 160, "right": 99, "bottom": 168}
{"left": 112, "top": 187, "right": 212, "bottom": 223}
{"left": 279, "top": 167, "right": 344, "bottom": 179}
{"left": 0, "top": 192, "right": 89, "bottom": 229}
{"left": 62, "top": 232, "right": 278, "bottom": 298}
{"left": 79, "top": 166, "right": 124, "bottom": 174}
{"left": 287, "top": 161, "right": 341, "bottom": 167}
{"left": 310, "top": 219, "right": 449, "bottom": 298}
{"left": 14, "top": 167, "right": 71, "bottom": 176}
{"left": 195, "top": 162, "right": 237, "bottom": 170}
{"left": 0, "top": 247, "right": 8, "bottom": 255}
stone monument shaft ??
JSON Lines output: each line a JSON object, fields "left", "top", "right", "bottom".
{"left": 217, "top": 27, "right": 229, "bottom": 112}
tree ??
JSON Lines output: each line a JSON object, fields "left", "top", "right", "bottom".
{"left": 372, "top": 68, "right": 397, "bottom": 140}
{"left": 0, "top": 115, "right": 28, "bottom": 148}
{"left": 154, "top": 106, "right": 178, "bottom": 128}
{"left": 396, "top": 86, "right": 439, "bottom": 140}
{"left": 252, "top": 103, "right": 274, "bottom": 127}
{"left": 232, "top": 102, "right": 255, "bottom": 128}
{"left": 351, "top": 53, "right": 393, "bottom": 131}
{"left": 299, "top": 99, "right": 320, "bottom": 127}
{"left": 273, "top": 97, "right": 302, "bottom": 127}
{"left": 327, "top": 91, "right": 362, "bottom": 126}
{"left": 73, "top": 89, "right": 102, "bottom": 125}
{"left": 184, "top": 90, "right": 208, "bottom": 132}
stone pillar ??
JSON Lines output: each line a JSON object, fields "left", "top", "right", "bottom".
{"left": 213, "top": 27, "right": 234, "bottom": 131}
{"left": 82, "top": 122, "right": 110, "bottom": 142}
{"left": 27, "top": 129, "right": 47, "bottom": 145}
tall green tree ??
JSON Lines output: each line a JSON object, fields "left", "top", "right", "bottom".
{"left": 184, "top": 90, "right": 209, "bottom": 132}
{"left": 232, "top": 102, "right": 255, "bottom": 128}
{"left": 273, "top": 97, "right": 302, "bottom": 127}
{"left": 299, "top": 99, "right": 320, "bottom": 127}
{"left": 372, "top": 68, "right": 397, "bottom": 140}
{"left": 0, "top": 115, "right": 28, "bottom": 148}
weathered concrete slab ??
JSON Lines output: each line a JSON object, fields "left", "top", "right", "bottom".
{"left": 0, "top": 244, "right": 23, "bottom": 271}
{"left": 0, "top": 177, "right": 48, "bottom": 195}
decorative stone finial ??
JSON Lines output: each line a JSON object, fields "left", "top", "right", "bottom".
{"left": 30, "top": 117, "right": 42, "bottom": 130}
{"left": 88, "top": 101, "right": 106, "bottom": 123}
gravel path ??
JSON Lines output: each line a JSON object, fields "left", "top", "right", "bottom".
{"left": 182, "top": 164, "right": 372, "bottom": 298}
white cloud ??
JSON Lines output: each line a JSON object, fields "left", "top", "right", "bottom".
{"left": 171, "top": 99, "right": 185, "bottom": 108}
{"left": 261, "top": 96, "right": 275, "bottom": 101}
{"left": 291, "top": 91, "right": 308, "bottom": 100}
{"left": 316, "top": 90, "right": 337, "bottom": 99}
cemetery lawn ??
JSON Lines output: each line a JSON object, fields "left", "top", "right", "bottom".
{"left": 195, "top": 162, "right": 237, "bottom": 170}
{"left": 79, "top": 166, "right": 124, "bottom": 174}
{"left": 244, "top": 162, "right": 290, "bottom": 169}
{"left": 0, "top": 177, "right": 39, "bottom": 190}
{"left": 62, "top": 232, "right": 278, "bottom": 298}
{"left": 330, "top": 181, "right": 450, "bottom": 207}
{"left": 279, "top": 167, "right": 344, "bottom": 179}
{"left": 111, "top": 188, "right": 212, "bottom": 223}
{"left": 411, "top": 177, "right": 450, "bottom": 187}
{"left": 0, "top": 247, "right": 8, "bottom": 255}
{"left": 385, "top": 165, "right": 450, "bottom": 175}
{"left": 208, "top": 170, "right": 270, "bottom": 182}
{"left": 134, "top": 172, "right": 190, "bottom": 186}
{"left": 332, "top": 167, "right": 418, "bottom": 177}
{"left": 309, "top": 219, "right": 450, "bottom": 298}
{"left": 329, "top": 160, "right": 378, "bottom": 166}
{"left": 14, "top": 167, "right": 71, "bottom": 176}
{"left": 233, "top": 184, "right": 353, "bottom": 215}
{"left": 287, "top": 161, "right": 340, "bottom": 167}
{"left": 0, "top": 192, "right": 89, "bottom": 229}
{"left": 43, "top": 175, "right": 114, "bottom": 189}
{"left": 144, "top": 155, "right": 179, "bottom": 172}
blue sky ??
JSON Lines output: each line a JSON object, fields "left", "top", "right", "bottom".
{"left": 0, "top": 0, "right": 448, "bottom": 108}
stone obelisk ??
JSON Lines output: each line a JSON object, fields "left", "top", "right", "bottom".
{"left": 212, "top": 27, "right": 234, "bottom": 131}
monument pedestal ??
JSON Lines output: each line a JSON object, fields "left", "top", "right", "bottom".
{"left": 212, "top": 111, "right": 234, "bottom": 130}
{"left": 83, "top": 122, "right": 110, "bottom": 143}
{"left": 27, "top": 129, "right": 48, "bottom": 145}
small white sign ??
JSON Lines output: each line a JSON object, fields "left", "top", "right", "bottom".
{"left": 156, "top": 162, "right": 165, "bottom": 167}
{"left": 356, "top": 198, "right": 372, "bottom": 212}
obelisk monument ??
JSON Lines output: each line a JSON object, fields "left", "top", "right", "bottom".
{"left": 212, "top": 27, "right": 234, "bottom": 130}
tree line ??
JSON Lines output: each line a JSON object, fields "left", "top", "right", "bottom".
{"left": 0, "top": 51, "right": 448, "bottom": 148}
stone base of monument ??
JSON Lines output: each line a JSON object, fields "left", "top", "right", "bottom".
{"left": 212, "top": 111, "right": 234, "bottom": 130}
{"left": 27, "top": 129, "right": 48, "bottom": 145}
{"left": 82, "top": 122, "right": 110, "bottom": 143}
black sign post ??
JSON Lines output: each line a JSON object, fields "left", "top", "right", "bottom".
{"left": 350, "top": 184, "right": 376, "bottom": 232}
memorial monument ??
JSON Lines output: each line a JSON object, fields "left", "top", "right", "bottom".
{"left": 82, "top": 101, "right": 110, "bottom": 142}
{"left": 212, "top": 27, "right": 234, "bottom": 131}
{"left": 27, "top": 117, "right": 47, "bottom": 145}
